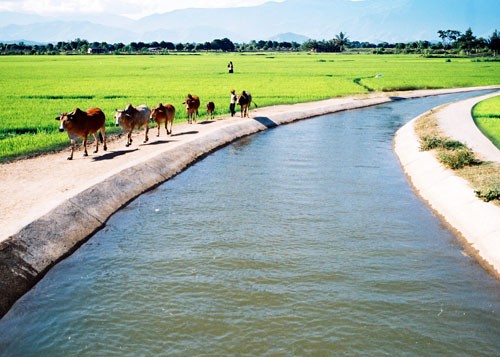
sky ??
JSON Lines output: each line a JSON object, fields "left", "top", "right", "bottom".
{"left": 0, "top": 0, "right": 287, "bottom": 19}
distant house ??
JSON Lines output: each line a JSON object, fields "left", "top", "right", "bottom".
{"left": 87, "top": 47, "right": 105, "bottom": 54}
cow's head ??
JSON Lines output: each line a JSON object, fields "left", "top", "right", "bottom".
{"left": 114, "top": 110, "right": 125, "bottom": 126}
{"left": 55, "top": 112, "right": 71, "bottom": 132}
{"left": 184, "top": 98, "right": 194, "bottom": 110}
{"left": 150, "top": 107, "right": 157, "bottom": 121}
{"left": 150, "top": 104, "right": 164, "bottom": 121}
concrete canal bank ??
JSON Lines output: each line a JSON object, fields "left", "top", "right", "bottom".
{"left": 394, "top": 91, "right": 500, "bottom": 279}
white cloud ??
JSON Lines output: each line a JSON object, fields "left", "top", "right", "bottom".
{"left": 0, "top": 0, "right": 285, "bottom": 18}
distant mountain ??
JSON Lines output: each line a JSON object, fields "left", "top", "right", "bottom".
{"left": 269, "top": 33, "right": 309, "bottom": 44}
{"left": 0, "top": 0, "right": 498, "bottom": 44}
{"left": 0, "top": 21, "right": 138, "bottom": 43}
{"left": 0, "top": 39, "right": 45, "bottom": 45}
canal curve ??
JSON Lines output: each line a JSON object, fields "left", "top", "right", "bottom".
{"left": 0, "top": 91, "right": 499, "bottom": 355}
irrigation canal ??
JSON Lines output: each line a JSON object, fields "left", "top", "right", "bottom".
{"left": 0, "top": 91, "right": 499, "bottom": 355}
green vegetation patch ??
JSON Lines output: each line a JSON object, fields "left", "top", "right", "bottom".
{"left": 472, "top": 95, "right": 500, "bottom": 148}
{"left": 1, "top": 53, "right": 499, "bottom": 162}
{"left": 415, "top": 112, "right": 500, "bottom": 203}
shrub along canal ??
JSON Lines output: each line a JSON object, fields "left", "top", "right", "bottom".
{"left": 0, "top": 91, "right": 499, "bottom": 355}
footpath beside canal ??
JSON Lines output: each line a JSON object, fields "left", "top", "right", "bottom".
{"left": 1, "top": 86, "right": 499, "bottom": 318}
{"left": 394, "top": 91, "right": 500, "bottom": 279}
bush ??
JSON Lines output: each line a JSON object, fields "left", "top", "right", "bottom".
{"left": 419, "top": 135, "right": 444, "bottom": 150}
{"left": 437, "top": 146, "right": 478, "bottom": 169}
{"left": 475, "top": 187, "right": 500, "bottom": 202}
{"left": 442, "top": 140, "right": 465, "bottom": 150}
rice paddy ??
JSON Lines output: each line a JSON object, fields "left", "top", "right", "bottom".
{"left": 1, "top": 53, "right": 499, "bottom": 161}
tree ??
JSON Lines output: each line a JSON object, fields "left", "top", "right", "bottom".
{"left": 456, "top": 27, "right": 477, "bottom": 55}
{"left": 220, "top": 38, "right": 235, "bottom": 52}
{"left": 488, "top": 29, "right": 500, "bottom": 56}
{"left": 437, "top": 29, "right": 462, "bottom": 49}
{"left": 194, "top": 42, "right": 206, "bottom": 51}
{"left": 334, "top": 32, "right": 349, "bottom": 52}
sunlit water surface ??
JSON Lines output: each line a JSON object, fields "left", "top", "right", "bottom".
{"left": 1, "top": 92, "right": 499, "bottom": 356}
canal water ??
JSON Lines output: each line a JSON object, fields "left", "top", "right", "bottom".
{"left": 1, "top": 92, "right": 499, "bottom": 356}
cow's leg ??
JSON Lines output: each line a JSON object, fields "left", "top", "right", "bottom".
{"left": 126, "top": 130, "right": 132, "bottom": 147}
{"left": 68, "top": 138, "right": 75, "bottom": 160}
{"left": 144, "top": 125, "right": 149, "bottom": 143}
{"left": 83, "top": 135, "right": 89, "bottom": 156}
{"left": 92, "top": 133, "right": 99, "bottom": 154}
{"left": 157, "top": 122, "right": 160, "bottom": 137}
{"left": 101, "top": 127, "right": 107, "bottom": 151}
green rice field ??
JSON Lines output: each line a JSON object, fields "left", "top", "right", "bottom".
{"left": 1, "top": 53, "right": 499, "bottom": 161}
{"left": 472, "top": 95, "right": 500, "bottom": 149}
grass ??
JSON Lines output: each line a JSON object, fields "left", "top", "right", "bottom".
{"left": 1, "top": 53, "right": 500, "bottom": 162}
{"left": 415, "top": 111, "right": 500, "bottom": 204}
{"left": 472, "top": 95, "right": 500, "bottom": 148}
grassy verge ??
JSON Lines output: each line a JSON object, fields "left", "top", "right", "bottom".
{"left": 415, "top": 110, "right": 500, "bottom": 204}
{"left": 472, "top": 95, "right": 500, "bottom": 148}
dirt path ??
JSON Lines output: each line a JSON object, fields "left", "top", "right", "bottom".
{"left": 0, "top": 87, "right": 498, "bottom": 244}
{"left": 0, "top": 92, "right": 379, "bottom": 243}
{"left": 436, "top": 93, "right": 500, "bottom": 162}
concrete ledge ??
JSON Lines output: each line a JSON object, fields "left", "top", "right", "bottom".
{"left": 1, "top": 86, "right": 499, "bottom": 318}
{"left": 394, "top": 94, "right": 500, "bottom": 279}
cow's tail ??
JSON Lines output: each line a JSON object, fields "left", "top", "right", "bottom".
{"left": 249, "top": 93, "right": 257, "bottom": 108}
{"left": 98, "top": 131, "right": 104, "bottom": 143}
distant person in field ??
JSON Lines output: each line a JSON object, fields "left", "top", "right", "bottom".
{"left": 228, "top": 61, "right": 234, "bottom": 73}
{"left": 229, "top": 89, "right": 237, "bottom": 117}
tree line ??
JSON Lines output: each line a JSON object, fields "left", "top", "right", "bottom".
{"left": 1, "top": 28, "right": 498, "bottom": 56}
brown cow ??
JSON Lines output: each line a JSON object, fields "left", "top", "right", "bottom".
{"left": 114, "top": 104, "right": 151, "bottom": 147}
{"left": 237, "top": 91, "right": 253, "bottom": 118}
{"left": 183, "top": 94, "right": 200, "bottom": 124}
{"left": 55, "top": 107, "right": 107, "bottom": 160}
{"left": 206, "top": 101, "right": 215, "bottom": 119}
{"left": 150, "top": 103, "right": 176, "bottom": 136}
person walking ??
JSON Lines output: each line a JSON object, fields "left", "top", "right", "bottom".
{"left": 228, "top": 61, "right": 234, "bottom": 73}
{"left": 229, "top": 89, "right": 237, "bottom": 117}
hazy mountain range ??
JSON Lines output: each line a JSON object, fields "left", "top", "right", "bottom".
{"left": 0, "top": 0, "right": 498, "bottom": 44}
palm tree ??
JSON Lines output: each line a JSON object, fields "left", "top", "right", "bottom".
{"left": 334, "top": 32, "right": 349, "bottom": 52}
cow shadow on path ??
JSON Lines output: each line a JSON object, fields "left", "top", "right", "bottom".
{"left": 140, "top": 140, "right": 172, "bottom": 146}
{"left": 92, "top": 149, "right": 139, "bottom": 161}
{"left": 171, "top": 131, "right": 199, "bottom": 137}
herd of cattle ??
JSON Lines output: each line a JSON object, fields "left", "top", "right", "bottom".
{"left": 55, "top": 92, "right": 254, "bottom": 160}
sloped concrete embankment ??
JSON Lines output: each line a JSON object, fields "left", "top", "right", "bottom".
{"left": 394, "top": 100, "right": 500, "bottom": 279}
